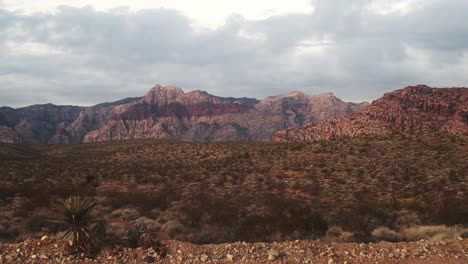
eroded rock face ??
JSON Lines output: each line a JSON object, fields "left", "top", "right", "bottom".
{"left": 0, "top": 104, "right": 82, "bottom": 144}
{"left": 0, "top": 126, "right": 23, "bottom": 143}
{"left": 82, "top": 85, "right": 364, "bottom": 143}
{"left": 0, "top": 84, "right": 366, "bottom": 144}
{"left": 273, "top": 85, "right": 468, "bottom": 143}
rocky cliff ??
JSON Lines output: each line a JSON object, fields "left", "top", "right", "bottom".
{"left": 273, "top": 85, "right": 468, "bottom": 143}
{"left": 0, "top": 104, "right": 83, "bottom": 144}
{"left": 0, "top": 84, "right": 367, "bottom": 144}
{"left": 82, "top": 85, "right": 365, "bottom": 142}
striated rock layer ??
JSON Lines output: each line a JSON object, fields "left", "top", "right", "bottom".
{"left": 0, "top": 84, "right": 366, "bottom": 144}
{"left": 83, "top": 85, "right": 366, "bottom": 142}
{"left": 273, "top": 85, "right": 468, "bottom": 143}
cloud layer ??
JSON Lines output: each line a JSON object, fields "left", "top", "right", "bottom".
{"left": 1, "top": 0, "right": 468, "bottom": 107}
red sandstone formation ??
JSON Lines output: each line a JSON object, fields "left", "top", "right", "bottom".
{"left": 273, "top": 85, "right": 468, "bottom": 143}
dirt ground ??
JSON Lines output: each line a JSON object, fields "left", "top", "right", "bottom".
{"left": 1, "top": 237, "right": 467, "bottom": 263}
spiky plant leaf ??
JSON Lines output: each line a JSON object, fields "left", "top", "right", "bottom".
{"left": 50, "top": 195, "right": 102, "bottom": 255}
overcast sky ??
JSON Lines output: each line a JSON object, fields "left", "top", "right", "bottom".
{"left": 1, "top": 0, "right": 467, "bottom": 107}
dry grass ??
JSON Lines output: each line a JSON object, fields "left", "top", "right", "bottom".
{"left": 403, "top": 225, "right": 468, "bottom": 241}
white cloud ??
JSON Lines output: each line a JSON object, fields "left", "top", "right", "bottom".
{"left": 5, "top": 41, "right": 63, "bottom": 56}
{"left": 1, "top": 0, "right": 468, "bottom": 107}
{"left": 367, "top": 0, "right": 438, "bottom": 15}
{"left": 2, "top": 0, "right": 314, "bottom": 29}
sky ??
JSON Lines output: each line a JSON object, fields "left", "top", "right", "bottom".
{"left": 1, "top": 0, "right": 468, "bottom": 107}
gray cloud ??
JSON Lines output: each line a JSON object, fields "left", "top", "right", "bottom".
{"left": 1, "top": 0, "right": 468, "bottom": 107}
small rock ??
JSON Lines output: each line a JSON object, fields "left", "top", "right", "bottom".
{"left": 328, "top": 258, "right": 335, "bottom": 264}
{"left": 143, "top": 255, "right": 155, "bottom": 263}
{"left": 226, "top": 253, "right": 234, "bottom": 261}
{"left": 39, "top": 254, "right": 49, "bottom": 260}
{"left": 115, "top": 259, "right": 125, "bottom": 264}
{"left": 31, "top": 255, "right": 37, "bottom": 259}
{"left": 268, "top": 249, "right": 279, "bottom": 261}
{"left": 200, "top": 254, "right": 209, "bottom": 262}
{"left": 40, "top": 235, "right": 48, "bottom": 241}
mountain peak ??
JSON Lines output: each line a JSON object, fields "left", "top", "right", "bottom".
{"left": 147, "top": 84, "right": 184, "bottom": 94}
{"left": 143, "top": 84, "right": 185, "bottom": 104}
{"left": 287, "top": 90, "right": 305, "bottom": 96}
{"left": 282, "top": 90, "right": 337, "bottom": 99}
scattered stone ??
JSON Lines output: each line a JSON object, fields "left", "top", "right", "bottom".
{"left": 200, "top": 254, "right": 209, "bottom": 262}
{"left": 268, "top": 249, "right": 280, "bottom": 261}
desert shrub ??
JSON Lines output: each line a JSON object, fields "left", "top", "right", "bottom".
{"left": 103, "top": 185, "right": 178, "bottom": 212}
{"left": 432, "top": 194, "right": 468, "bottom": 225}
{"left": 0, "top": 224, "right": 19, "bottom": 240}
{"left": 371, "top": 226, "right": 402, "bottom": 242}
{"left": 24, "top": 214, "right": 50, "bottom": 234}
{"left": 393, "top": 209, "right": 422, "bottom": 229}
{"left": 137, "top": 217, "right": 161, "bottom": 233}
{"left": 111, "top": 207, "right": 140, "bottom": 221}
{"left": 402, "top": 225, "right": 468, "bottom": 241}
{"left": 332, "top": 198, "right": 393, "bottom": 242}
{"left": 324, "top": 226, "right": 354, "bottom": 242}
{"left": 160, "top": 220, "right": 186, "bottom": 239}
{"left": 235, "top": 195, "right": 328, "bottom": 242}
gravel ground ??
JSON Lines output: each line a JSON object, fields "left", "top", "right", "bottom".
{"left": 1, "top": 237, "right": 467, "bottom": 263}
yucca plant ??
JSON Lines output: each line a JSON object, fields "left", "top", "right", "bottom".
{"left": 50, "top": 196, "right": 101, "bottom": 255}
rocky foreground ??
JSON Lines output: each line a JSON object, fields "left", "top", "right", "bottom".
{"left": 1, "top": 238, "right": 467, "bottom": 264}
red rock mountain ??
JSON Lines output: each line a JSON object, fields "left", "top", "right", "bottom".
{"left": 0, "top": 85, "right": 366, "bottom": 144}
{"left": 273, "top": 85, "right": 468, "bottom": 143}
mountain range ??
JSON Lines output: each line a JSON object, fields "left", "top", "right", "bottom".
{"left": 0, "top": 84, "right": 367, "bottom": 144}
{"left": 273, "top": 85, "right": 468, "bottom": 142}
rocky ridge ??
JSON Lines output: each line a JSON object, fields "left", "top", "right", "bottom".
{"left": 1, "top": 237, "right": 467, "bottom": 263}
{"left": 273, "top": 85, "right": 468, "bottom": 143}
{"left": 0, "top": 84, "right": 365, "bottom": 144}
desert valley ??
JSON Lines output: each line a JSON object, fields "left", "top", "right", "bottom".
{"left": 0, "top": 84, "right": 467, "bottom": 263}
